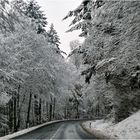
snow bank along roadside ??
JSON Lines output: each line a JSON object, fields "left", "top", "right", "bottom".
{"left": 81, "top": 120, "right": 116, "bottom": 139}
{"left": 111, "top": 110, "right": 140, "bottom": 139}
{"left": 82, "top": 111, "right": 140, "bottom": 139}
{"left": 0, "top": 120, "right": 65, "bottom": 140}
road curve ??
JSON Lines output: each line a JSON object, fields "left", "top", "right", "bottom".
{"left": 13, "top": 121, "right": 95, "bottom": 139}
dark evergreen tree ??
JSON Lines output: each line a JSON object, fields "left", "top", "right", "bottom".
{"left": 25, "top": 0, "right": 47, "bottom": 34}
{"left": 12, "top": 0, "right": 48, "bottom": 34}
{"left": 47, "top": 24, "right": 61, "bottom": 47}
{"left": 63, "top": 0, "right": 105, "bottom": 37}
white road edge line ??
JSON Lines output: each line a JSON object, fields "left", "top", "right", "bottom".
{"left": 50, "top": 124, "right": 63, "bottom": 140}
{"left": 0, "top": 120, "right": 65, "bottom": 140}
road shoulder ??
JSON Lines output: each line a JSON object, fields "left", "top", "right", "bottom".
{"left": 81, "top": 121, "right": 117, "bottom": 139}
{"left": 0, "top": 120, "right": 64, "bottom": 140}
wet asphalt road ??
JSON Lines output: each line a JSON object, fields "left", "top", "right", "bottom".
{"left": 13, "top": 121, "right": 94, "bottom": 139}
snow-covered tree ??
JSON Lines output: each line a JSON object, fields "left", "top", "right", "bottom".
{"left": 0, "top": 0, "right": 16, "bottom": 33}
{"left": 63, "top": 0, "right": 105, "bottom": 37}
{"left": 69, "top": 40, "right": 81, "bottom": 51}
{"left": 25, "top": 0, "right": 47, "bottom": 34}
{"left": 47, "top": 24, "right": 61, "bottom": 47}
{"left": 0, "top": 1, "right": 75, "bottom": 136}
{"left": 67, "top": 0, "right": 140, "bottom": 122}
{"left": 11, "top": 0, "right": 48, "bottom": 34}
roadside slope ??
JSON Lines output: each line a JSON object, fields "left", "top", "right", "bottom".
{"left": 82, "top": 111, "right": 140, "bottom": 139}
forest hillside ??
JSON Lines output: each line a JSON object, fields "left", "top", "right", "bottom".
{"left": 66, "top": 0, "right": 140, "bottom": 123}
{"left": 0, "top": 0, "right": 76, "bottom": 136}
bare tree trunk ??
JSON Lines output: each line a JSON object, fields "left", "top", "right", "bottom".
{"left": 13, "top": 94, "right": 17, "bottom": 132}
{"left": 15, "top": 94, "right": 20, "bottom": 132}
{"left": 52, "top": 98, "right": 56, "bottom": 119}
{"left": 64, "top": 106, "right": 67, "bottom": 119}
{"left": 16, "top": 85, "right": 20, "bottom": 131}
{"left": 39, "top": 98, "right": 42, "bottom": 124}
{"left": 49, "top": 102, "right": 52, "bottom": 121}
{"left": 8, "top": 98, "right": 14, "bottom": 132}
{"left": 34, "top": 95, "right": 39, "bottom": 125}
{"left": 16, "top": 93, "right": 26, "bottom": 130}
{"left": 46, "top": 101, "right": 49, "bottom": 121}
{"left": 49, "top": 96, "right": 54, "bottom": 121}
{"left": 26, "top": 92, "right": 32, "bottom": 128}
{"left": 76, "top": 101, "right": 79, "bottom": 119}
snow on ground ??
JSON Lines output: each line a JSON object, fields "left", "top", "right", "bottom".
{"left": 111, "top": 111, "right": 140, "bottom": 139}
{"left": 83, "top": 111, "right": 140, "bottom": 139}
{"left": 83, "top": 119, "right": 114, "bottom": 138}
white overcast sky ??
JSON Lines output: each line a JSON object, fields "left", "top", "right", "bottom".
{"left": 36, "top": 0, "right": 84, "bottom": 54}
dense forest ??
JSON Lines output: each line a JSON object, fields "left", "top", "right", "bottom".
{"left": 65, "top": 0, "right": 140, "bottom": 123}
{"left": 0, "top": 0, "right": 77, "bottom": 136}
{"left": 0, "top": 0, "right": 140, "bottom": 137}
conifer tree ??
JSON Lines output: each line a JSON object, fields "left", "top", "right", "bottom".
{"left": 47, "top": 24, "right": 61, "bottom": 47}
{"left": 25, "top": 0, "right": 47, "bottom": 34}
{"left": 63, "top": 0, "right": 104, "bottom": 37}
{"left": 12, "top": 0, "right": 48, "bottom": 34}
